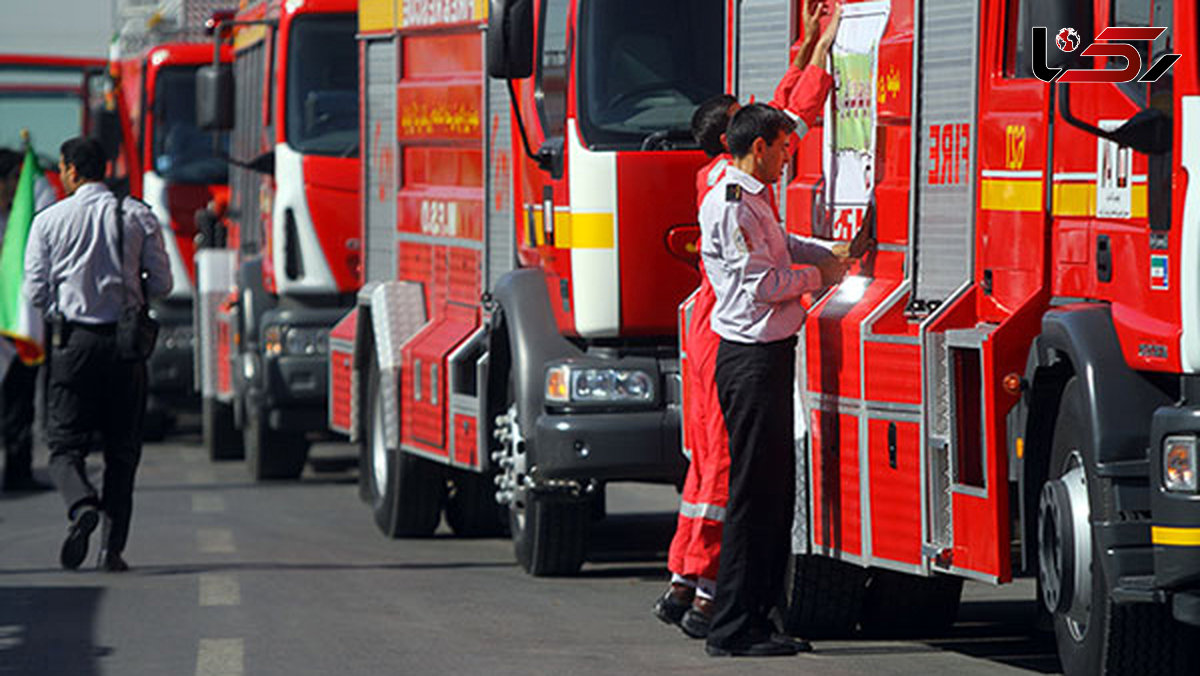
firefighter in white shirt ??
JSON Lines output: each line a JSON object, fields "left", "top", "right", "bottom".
{"left": 699, "top": 103, "right": 846, "bottom": 657}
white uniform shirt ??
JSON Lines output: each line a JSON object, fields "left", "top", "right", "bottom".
{"left": 24, "top": 182, "right": 172, "bottom": 324}
{"left": 699, "top": 166, "right": 834, "bottom": 344}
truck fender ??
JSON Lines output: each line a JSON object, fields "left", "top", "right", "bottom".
{"left": 351, "top": 281, "right": 428, "bottom": 451}
{"left": 490, "top": 269, "right": 582, "bottom": 448}
{"left": 1013, "top": 304, "right": 1170, "bottom": 573}
{"left": 1036, "top": 304, "right": 1169, "bottom": 466}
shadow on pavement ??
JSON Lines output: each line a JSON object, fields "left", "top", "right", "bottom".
{"left": 815, "top": 598, "right": 1061, "bottom": 674}
{"left": 0, "top": 586, "right": 106, "bottom": 676}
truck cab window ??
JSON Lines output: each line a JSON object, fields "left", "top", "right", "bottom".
{"left": 154, "top": 67, "right": 229, "bottom": 184}
{"left": 537, "top": 0, "right": 570, "bottom": 140}
{"left": 286, "top": 14, "right": 359, "bottom": 156}
{"left": 577, "top": 0, "right": 723, "bottom": 150}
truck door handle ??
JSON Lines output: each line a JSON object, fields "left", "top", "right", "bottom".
{"left": 1097, "top": 235, "right": 1112, "bottom": 283}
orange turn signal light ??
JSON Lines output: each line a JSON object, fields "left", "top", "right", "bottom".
{"left": 1002, "top": 373, "right": 1022, "bottom": 395}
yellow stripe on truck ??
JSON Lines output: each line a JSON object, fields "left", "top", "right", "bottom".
{"left": 568, "top": 213, "right": 614, "bottom": 249}
{"left": 1152, "top": 526, "right": 1200, "bottom": 546}
{"left": 358, "top": 0, "right": 395, "bottom": 32}
{"left": 980, "top": 179, "right": 1043, "bottom": 212}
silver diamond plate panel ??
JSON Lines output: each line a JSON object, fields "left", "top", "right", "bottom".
{"left": 194, "top": 249, "right": 236, "bottom": 398}
{"left": 485, "top": 69, "right": 515, "bottom": 291}
{"left": 370, "top": 281, "right": 428, "bottom": 450}
{"left": 737, "top": 0, "right": 792, "bottom": 219}
{"left": 912, "top": 0, "right": 979, "bottom": 304}
{"left": 364, "top": 38, "right": 398, "bottom": 283}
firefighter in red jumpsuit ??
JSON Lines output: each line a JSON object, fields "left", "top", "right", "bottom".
{"left": 654, "top": 0, "right": 845, "bottom": 640}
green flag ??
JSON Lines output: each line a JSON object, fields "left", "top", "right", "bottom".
{"left": 0, "top": 145, "right": 45, "bottom": 365}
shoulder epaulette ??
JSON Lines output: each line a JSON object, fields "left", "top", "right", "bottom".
{"left": 726, "top": 184, "right": 743, "bottom": 202}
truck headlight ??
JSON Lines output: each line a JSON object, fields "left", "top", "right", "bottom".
{"left": 1163, "top": 435, "right": 1198, "bottom": 492}
{"left": 545, "top": 365, "right": 655, "bottom": 405}
{"left": 284, "top": 327, "right": 329, "bottom": 356}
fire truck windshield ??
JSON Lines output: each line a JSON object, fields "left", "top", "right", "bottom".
{"left": 285, "top": 14, "right": 358, "bottom": 156}
{"left": 576, "top": 0, "right": 723, "bottom": 150}
{"left": 153, "top": 66, "right": 229, "bottom": 185}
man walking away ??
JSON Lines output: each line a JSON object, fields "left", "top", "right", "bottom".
{"left": 24, "top": 137, "right": 172, "bottom": 571}
{"left": 699, "top": 105, "right": 846, "bottom": 657}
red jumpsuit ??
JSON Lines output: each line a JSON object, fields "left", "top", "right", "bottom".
{"left": 667, "top": 63, "right": 834, "bottom": 592}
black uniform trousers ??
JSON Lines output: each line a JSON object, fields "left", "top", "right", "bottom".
{"left": 707, "top": 336, "right": 797, "bottom": 649}
{"left": 2, "top": 352, "right": 38, "bottom": 488}
{"left": 46, "top": 323, "right": 146, "bottom": 556}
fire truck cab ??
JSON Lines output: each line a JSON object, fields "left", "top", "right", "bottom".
{"left": 197, "top": 0, "right": 361, "bottom": 478}
{"left": 330, "top": 0, "right": 732, "bottom": 575}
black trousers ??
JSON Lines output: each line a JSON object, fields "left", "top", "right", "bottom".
{"left": 46, "top": 323, "right": 146, "bottom": 556}
{"left": 707, "top": 336, "right": 797, "bottom": 648}
{"left": 2, "top": 353, "right": 37, "bottom": 487}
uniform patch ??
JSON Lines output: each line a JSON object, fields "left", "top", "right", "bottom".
{"left": 1151, "top": 254, "right": 1169, "bottom": 290}
{"left": 733, "top": 225, "right": 753, "bottom": 253}
{"left": 726, "top": 184, "right": 743, "bottom": 202}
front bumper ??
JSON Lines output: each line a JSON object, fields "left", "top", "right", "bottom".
{"left": 147, "top": 304, "right": 197, "bottom": 408}
{"left": 531, "top": 407, "right": 686, "bottom": 484}
{"left": 250, "top": 306, "right": 346, "bottom": 433}
{"left": 1149, "top": 405, "right": 1200, "bottom": 626}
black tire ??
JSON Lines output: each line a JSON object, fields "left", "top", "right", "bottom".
{"left": 244, "top": 401, "right": 309, "bottom": 480}
{"left": 859, "top": 569, "right": 963, "bottom": 638}
{"left": 510, "top": 491, "right": 590, "bottom": 577}
{"left": 1046, "top": 379, "right": 1199, "bottom": 676}
{"left": 785, "top": 554, "right": 870, "bottom": 638}
{"left": 203, "top": 397, "right": 243, "bottom": 461}
{"left": 363, "top": 361, "right": 445, "bottom": 537}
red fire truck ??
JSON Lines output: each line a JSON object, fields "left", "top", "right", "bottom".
{"left": 720, "top": 0, "right": 1200, "bottom": 673}
{"left": 328, "top": 0, "right": 727, "bottom": 574}
{"left": 107, "top": 0, "right": 233, "bottom": 438}
{"left": 0, "top": 54, "right": 106, "bottom": 188}
{"left": 196, "top": 0, "right": 361, "bottom": 477}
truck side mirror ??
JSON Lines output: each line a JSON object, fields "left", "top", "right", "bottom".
{"left": 88, "top": 106, "right": 121, "bottom": 161}
{"left": 487, "top": 0, "right": 534, "bottom": 79}
{"left": 1025, "top": 0, "right": 1094, "bottom": 71}
{"left": 197, "top": 64, "right": 234, "bottom": 131}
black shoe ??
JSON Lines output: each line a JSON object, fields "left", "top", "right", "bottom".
{"left": 705, "top": 636, "right": 810, "bottom": 657}
{"left": 100, "top": 552, "right": 129, "bottom": 573}
{"left": 60, "top": 508, "right": 100, "bottom": 570}
{"left": 680, "top": 598, "right": 714, "bottom": 639}
{"left": 653, "top": 585, "right": 694, "bottom": 626}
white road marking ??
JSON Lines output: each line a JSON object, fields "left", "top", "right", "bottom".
{"left": 196, "top": 638, "right": 243, "bottom": 676}
{"left": 192, "top": 494, "right": 227, "bottom": 513}
{"left": 199, "top": 574, "right": 241, "bottom": 607}
{"left": 197, "top": 528, "right": 236, "bottom": 554}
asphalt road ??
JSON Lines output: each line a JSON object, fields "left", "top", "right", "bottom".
{"left": 1, "top": 432, "right": 1063, "bottom": 675}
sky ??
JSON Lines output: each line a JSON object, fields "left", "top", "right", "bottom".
{"left": 0, "top": 0, "right": 117, "bottom": 58}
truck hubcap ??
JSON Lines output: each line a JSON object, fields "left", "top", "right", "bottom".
{"left": 1038, "top": 451, "right": 1092, "bottom": 641}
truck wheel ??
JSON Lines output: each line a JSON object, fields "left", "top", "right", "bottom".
{"left": 1041, "top": 378, "right": 1196, "bottom": 675}
{"left": 859, "top": 569, "right": 963, "bottom": 637}
{"left": 244, "top": 402, "right": 309, "bottom": 480}
{"left": 785, "top": 554, "right": 869, "bottom": 638}
{"left": 203, "top": 397, "right": 243, "bottom": 461}
{"left": 445, "top": 469, "right": 507, "bottom": 537}
{"left": 363, "top": 361, "right": 445, "bottom": 537}
{"left": 510, "top": 491, "right": 590, "bottom": 576}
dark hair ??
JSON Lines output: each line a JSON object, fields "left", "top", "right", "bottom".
{"left": 59, "top": 136, "right": 107, "bottom": 181}
{"left": 725, "top": 103, "right": 796, "bottom": 158}
{"left": 0, "top": 148, "right": 21, "bottom": 180}
{"left": 691, "top": 94, "right": 738, "bottom": 158}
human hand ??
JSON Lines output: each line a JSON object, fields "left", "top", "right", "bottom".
{"left": 817, "top": 257, "right": 849, "bottom": 286}
{"left": 801, "top": 0, "right": 826, "bottom": 45}
{"left": 818, "top": 1, "right": 843, "bottom": 49}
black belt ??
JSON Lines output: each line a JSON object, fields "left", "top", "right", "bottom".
{"left": 65, "top": 321, "right": 117, "bottom": 335}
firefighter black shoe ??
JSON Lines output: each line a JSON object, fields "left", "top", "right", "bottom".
{"left": 60, "top": 508, "right": 99, "bottom": 571}
{"left": 653, "top": 584, "right": 695, "bottom": 626}
{"left": 705, "top": 636, "right": 809, "bottom": 657}
{"left": 680, "top": 597, "right": 715, "bottom": 639}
